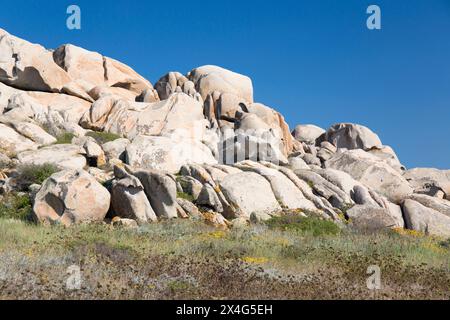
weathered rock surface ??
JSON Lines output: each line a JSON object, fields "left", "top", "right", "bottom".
{"left": 0, "top": 28, "right": 71, "bottom": 92}
{"left": 0, "top": 123, "right": 37, "bottom": 155}
{"left": 3, "top": 28, "right": 450, "bottom": 236}
{"left": 134, "top": 170, "right": 178, "bottom": 219}
{"left": 407, "top": 194, "right": 450, "bottom": 218}
{"left": 197, "top": 184, "right": 223, "bottom": 212}
{"left": 80, "top": 93, "right": 207, "bottom": 140}
{"left": 235, "top": 161, "right": 317, "bottom": 212}
{"left": 33, "top": 170, "right": 110, "bottom": 225}
{"left": 404, "top": 168, "right": 450, "bottom": 200}
{"left": 17, "top": 144, "right": 87, "bottom": 170}
{"left": 292, "top": 124, "right": 325, "bottom": 145}
{"left": 346, "top": 205, "right": 399, "bottom": 231}
{"left": 326, "top": 150, "right": 412, "bottom": 203}
{"left": 188, "top": 65, "right": 253, "bottom": 103}
{"left": 53, "top": 44, "right": 153, "bottom": 98}
{"left": 126, "top": 135, "right": 217, "bottom": 174}
{"left": 402, "top": 199, "right": 450, "bottom": 237}
{"left": 219, "top": 171, "right": 281, "bottom": 218}
{"left": 12, "top": 122, "right": 56, "bottom": 145}
{"left": 110, "top": 168, "right": 157, "bottom": 223}
{"left": 102, "top": 138, "right": 130, "bottom": 161}
{"left": 319, "top": 123, "right": 382, "bottom": 150}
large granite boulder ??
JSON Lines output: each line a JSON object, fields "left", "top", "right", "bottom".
{"left": 319, "top": 123, "right": 382, "bottom": 150}
{"left": 188, "top": 65, "right": 253, "bottom": 103}
{"left": 292, "top": 124, "right": 325, "bottom": 145}
{"left": 110, "top": 167, "right": 157, "bottom": 223}
{"left": 126, "top": 135, "right": 217, "bottom": 174}
{"left": 33, "top": 170, "right": 110, "bottom": 225}
{"left": 219, "top": 171, "right": 281, "bottom": 218}
{"left": 134, "top": 170, "right": 178, "bottom": 219}
{"left": 404, "top": 168, "right": 450, "bottom": 200}
{"left": 17, "top": 144, "right": 87, "bottom": 170}
{"left": 0, "top": 123, "right": 37, "bottom": 155}
{"left": 402, "top": 199, "right": 450, "bottom": 237}
{"left": 325, "top": 149, "right": 412, "bottom": 203}
{"left": 0, "top": 28, "right": 71, "bottom": 92}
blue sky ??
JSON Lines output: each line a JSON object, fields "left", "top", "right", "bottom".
{"left": 1, "top": 0, "right": 449, "bottom": 169}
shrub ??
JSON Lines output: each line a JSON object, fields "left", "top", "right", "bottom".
{"left": 0, "top": 193, "right": 32, "bottom": 221}
{"left": 177, "top": 191, "right": 195, "bottom": 202}
{"left": 265, "top": 214, "right": 341, "bottom": 237}
{"left": 55, "top": 132, "right": 75, "bottom": 144}
{"left": 17, "top": 163, "right": 58, "bottom": 186}
{"left": 86, "top": 131, "right": 121, "bottom": 145}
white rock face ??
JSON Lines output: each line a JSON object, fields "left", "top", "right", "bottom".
{"left": 80, "top": 93, "right": 207, "bottom": 140}
{"left": 407, "top": 194, "right": 450, "bottom": 218}
{"left": 0, "top": 28, "right": 71, "bottom": 92}
{"left": 289, "top": 156, "right": 310, "bottom": 171}
{"left": 402, "top": 199, "right": 450, "bottom": 237}
{"left": 246, "top": 103, "right": 296, "bottom": 156}
{"left": 219, "top": 171, "right": 281, "bottom": 218}
{"left": 17, "top": 144, "right": 87, "bottom": 170}
{"left": 0, "top": 123, "right": 37, "bottom": 155}
{"left": 12, "top": 122, "right": 56, "bottom": 145}
{"left": 126, "top": 135, "right": 217, "bottom": 174}
{"left": 321, "top": 123, "right": 382, "bottom": 150}
{"left": 111, "top": 173, "right": 157, "bottom": 223}
{"left": 155, "top": 71, "right": 198, "bottom": 101}
{"left": 326, "top": 149, "right": 412, "bottom": 203}
{"left": 33, "top": 170, "right": 110, "bottom": 225}
{"left": 188, "top": 65, "right": 253, "bottom": 103}
{"left": 367, "top": 145, "right": 405, "bottom": 173}
{"left": 235, "top": 161, "right": 317, "bottom": 212}
{"left": 53, "top": 44, "right": 153, "bottom": 97}
{"left": 102, "top": 138, "right": 130, "bottom": 161}
{"left": 404, "top": 168, "right": 450, "bottom": 200}
{"left": 219, "top": 131, "right": 288, "bottom": 166}
{"left": 346, "top": 205, "right": 401, "bottom": 230}
{"left": 292, "top": 124, "right": 325, "bottom": 144}
{"left": 134, "top": 170, "right": 178, "bottom": 219}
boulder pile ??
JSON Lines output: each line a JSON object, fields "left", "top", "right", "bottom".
{"left": 1, "top": 28, "right": 450, "bottom": 237}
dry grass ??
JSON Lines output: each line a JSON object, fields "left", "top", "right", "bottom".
{"left": 0, "top": 218, "right": 448, "bottom": 300}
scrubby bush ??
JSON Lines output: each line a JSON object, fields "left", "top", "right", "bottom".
{"left": 55, "top": 132, "right": 75, "bottom": 144}
{"left": 0, "top": 193, "right": 32, "bottom": 221}
{"left": 17, "top": 163, "right": 58, "bottom": 186}
{"left": 265, "top": 214, "right": 341, "bottom": 237}
{"left": 86, "top": 131, "right": 121, "bottom": 145}
{"left": 177, "top": 191, "right": 195, "bottom": 202}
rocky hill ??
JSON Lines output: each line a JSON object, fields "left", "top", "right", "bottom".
{"left": 1, "top": 28, "right": 450, "bottom": 237}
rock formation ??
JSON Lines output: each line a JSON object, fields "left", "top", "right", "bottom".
{"left": 1, "top": 28, "right": 449, "bottom": 237}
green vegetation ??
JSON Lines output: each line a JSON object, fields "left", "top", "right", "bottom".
{"left": 17, "top": 163, "right": 58, "bottom": 186}
{"left": 266, "top": 214, "right": 341, "bottom": 237}
{"left": 86, "top": 131, "right": 121, "bottom": 145}
{"left": 0, "top": 214, "right": 448, "bottom": 299}
{"left": 55, "top": 132, "right": 75, "bottom": 144}
{"left": 177, "top": 191, "right": 195, "bottom": 202}
{"left": 0, "top": 193, "right": 32, "bottom": 221}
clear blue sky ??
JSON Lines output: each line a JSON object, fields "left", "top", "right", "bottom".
{"left": 1, "top": 0, "right": 449, "bottom": 169}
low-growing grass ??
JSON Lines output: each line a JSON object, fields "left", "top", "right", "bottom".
{"left": 266, "top": 214, "right": 341, "bottom": 237}
{"left": 86, "top": 131, "right": 121, "bottom": 145}
{"left": 0, "top": 216, "right": 448, "bottom": 299}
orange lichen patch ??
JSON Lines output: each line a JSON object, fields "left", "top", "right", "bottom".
{"left": 201, "top": 211, "right": 230, "bottom": 229}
